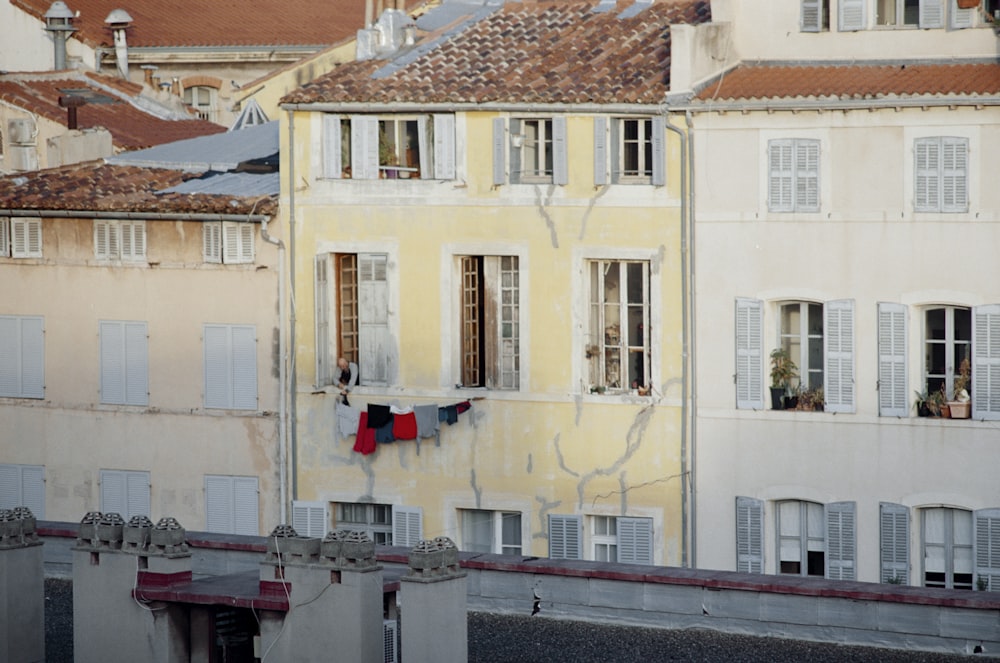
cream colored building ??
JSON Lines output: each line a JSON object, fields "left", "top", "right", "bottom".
{"left": 682, "top": 0, "right": 1000, "bottom": 587}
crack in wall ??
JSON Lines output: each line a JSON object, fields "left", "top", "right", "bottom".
{"left": 574, "top": 403, "right": 655, "bottom": 509}
{"left": 526, "top": 452, "right": 533, "bottom": 473}
{"left": 532, "top": 494, "right": 561, "bottom": 541}
{"left": 533, "top": 184, "right": 559, "bottom": 249}
{"left": 470, "top": 468, "right": 481, "bottom": 508}
{"left": 551, "top": 432, "right": 579, "bottom": 478}
{"left": 577, "top": 184, "right": 611, "bottom": 240}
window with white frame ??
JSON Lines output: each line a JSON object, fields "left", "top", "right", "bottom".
{"left": 767, "top": 139, "right": 819, "bottom": 213}
{"left": 588, "top": 260, "right": 650, "bottom": 392}
{"left": 800, "top": 0, "right": 830, "bottom": 30}
{"left": 315, "top": 252, "right": 391, "bottom": 387}
{"left": 876, "top": 0, "right": 945, "bottom": 27}
{"left": 0, "top": 315, "right": 44, "bottom": 399}
{"left": 593, "top": 117, "right": 665, "bottom": 186}
{"left": 780, "top": 302, "right": 824, "bottom": 390}
{"left": 333, "top": 502, "right": 423, "bottom": 547}
{"left": 0, "top": 217, "right": 42, "bottom": 258}
{"left": 924, "top": 306, "right": 971, "bottom": 401}
{"left": 322, "top": 114, "right": 455, "bottom": 181}
{"left": 0, "top": 463, "right": 45, "bottom": 517}
{"left": 778, "top": 500, "right": 826, "bottom": 576}
{"left": 184, "top": 85, "right": 217, "bottom": 122}
{"left": 204, "top": 475, "right": 258, "bottom": 536}
{"left": 914, "top": 137, "right": 968, "bottom": 213}
{"left": 99, "top": 469, "right": 150, "bottom": 520}
{"left": 593, "top": 515, "right": 653, "bottom": 564}
{"left": 203, "top": 324, "right": 257, "bottom": 410}
{"left": 458, "top": 255, "right": 520, "bottom": 390}
{"left": 94, "top": 219, "right": 145, "bottom": 261}
{"left": 99, "top": 320, "right": 148, "bottom": 406}
{"left": 203, "top": 222, "right": 255, "bottom": 264}
{"left": 492, "top": 117, "right": 567, "bottom": 186}
{"left": 461, "top": 509, "right": 521, "bottom": 555}
{"left": 922, "top": 507, "right": 973, "bottom": 589}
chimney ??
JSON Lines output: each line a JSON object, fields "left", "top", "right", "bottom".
{"left": 44, "top": 1, "right": 77, "bottom": 70}
{"left": 140, "top": 64, "right": 158, "bottom": 87}
{"left": 58, "top": 95, "right": 85, "bottom": 130}
{"left": 104, "top": 9, "right": 134, "bottom": 79}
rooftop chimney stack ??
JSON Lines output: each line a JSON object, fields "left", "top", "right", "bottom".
{"left": 104, "top": 9, "right": 134, "bottom": 80}
{"left": 44, "top": 1, "right": 77, "bottom": 71}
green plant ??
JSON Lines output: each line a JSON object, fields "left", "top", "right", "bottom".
{"left": 976, "top": 576, "right": 990, "bottom": 591}
{"left": 928, "top": 384, "right": 947, "bottom": 417}
{"left": 913, "top": 389, "right": 930, "bottom": 415}
{"left": 769, "top": 348, "right": 798, "bottom": 391}
{"left": 885, "top": 574, "right": 904, "bottom": 585}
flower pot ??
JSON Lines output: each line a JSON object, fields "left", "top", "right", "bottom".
{"left": 939, "top": 403, "right": 951, "bottom": 419}
{"left": 783, "top": 396, "right": 799, "bottom": 410}
{"left": 948, "top": 401, "right": 971, "bottom": 419}
{"left": 770, "top": 387, "right": 785, "bottom": 410}
{"left": 956, "top": 0, "right": 979, "bottom": 8}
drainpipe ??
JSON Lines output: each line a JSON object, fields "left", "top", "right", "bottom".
{"left": 259, "top": 216, "right": 287, "bottom": 525}
{"left": 286, "top": 109, "right": 299, "bottom": 505}
{"left": 664, "top": 108, "right": 690, "bottom": 568}
{"left": 685, "top": 110, "right": 697, "bottom": 570}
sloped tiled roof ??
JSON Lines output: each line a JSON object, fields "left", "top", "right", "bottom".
{"left": 0, "top": 72, "right": 225, "bottom": 150}
{"left": 693, "top": 62, "right": 1000, "bottom": 103}
{"left": 10, "top": 0, "right": 386, "bottom": 49}
{"left": 282, "top": 0, "right": 712, "bottom": 106}
{"left": 0, "top": 162, "right": 277, "bottom": 215}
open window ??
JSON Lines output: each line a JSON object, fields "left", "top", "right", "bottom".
{"left": 458, "top": 255, "right": 520, "bottom": 390}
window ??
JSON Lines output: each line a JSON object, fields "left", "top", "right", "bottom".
{"left": 99, "top": 321, "right": 148, "bottom": 406}
{"left": 0, "top": 218, "right": 42, "bottom": 258}
{"left": 94, "top": 220, "right": 145, "bottom": 261}
{"left": 0, "top": 464, "right": 44, "bottom": 517}
{"left": 548, "top": 514, "right": 583, "bottom": 559}
{"left": 801, "top": 0, "right": 830, "bottom": 30}
{"left": 922, "top": 507, "right": 973, "bottom": 589}
{"left": 592, "top": 515, "right": 618, "bottom": 562}
{"left": 767, "top": 139, "right": 819, "bottom": 213}
{"left": 914, "top": 137, "right": 968, "bottom": 213}
{"left": 99, "top": 469, "right": 150, "bottom": 520}
{"left": 333, "top": 503, "right": 423, "bottom": 547}
{"left": 0, "top": 315, "right": 44, "bottom": 399}
{"left": 588, "top": 260, "right": 650, "bottom": 392}
{"left": 924, "top": 306, "right": 970, "bottom": 401}
{"left": 593, "top": 117, "right": 665, "bottom": 186}
{"left": 880, "top": 502, "right": 910, "bottom": 584}
{"left": 461, "top": 509, "right": 521, "bottom": 555}
{"left": 876, "top": 0, "right": 944, "bottom": 27}
{"left": 204, "top": 475, "right": 258, "bottom": 536}
{"left": 593, "top": 515, "right": 653, "bottom": 564}
{"left": 203, "top": 222, "right": 255, "bottom": 264}
{"left": 492, "top": 117, "right": 567, "bottom": 186}
{"left": 203, "top": 324, "right": 257, "bottom": 410}
{"left": 184, "top": 86, "right": 217, "bottom": 122}
{"left": 315, "top": 252, "right": 391, "bottom": 387}
{"left": 459, "top": 255, "right": 520, "bottom": 389}
{"left": 323, "top": 114, "right": 455, "bottom": 181}
{"left": 772, "top": 500, "right": 856, "bottom": 579}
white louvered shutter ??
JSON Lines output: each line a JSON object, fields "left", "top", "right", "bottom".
{"left": 617, "top": 517, "right": 652, "bottom": 565}
{"left": 880, "top": 502, "right": 909, "bottom": 584}
{"left": 100, "top": 470, "right": 127, "bottom": 517}
{"left": 351, "top": 115, "right": 379, "bottom": 180}
{"left": 359, "top": 253, "right": 389, "bottom": 385}
{"left": 124, "top": 322, "right": 148, "bottom": 406}
{"left": 416, "top": 115, "right": 430, "bottom": 179}
{"left": 768, "top": 140, "right": 793, "bottom": 212}
{"left": 293, "top": 501, "right": 327, "bottom": 538}
{"left": 941, "top": 137, "right": 968, "bottom": 213}
{"left": 736, "top": 298, "right": 764, "bottom": 410}
{"left": 972, "top": 305, "right": 1000, "bottom": 420}
{"left": 0, "top": 316, "right": 44, "bottom": 399}
{"left": 825, "top": 299, "right": 855, "bottom": 413}
{"left": 204, "top": 325, "right": 231, "bottom": 409}
{"left": 323, "top": 113, "right": 342, "bottom": 179}
{"left": 203, "top": 222, "right": 222, "bottom": 263}
{"left": 736, "top": 497, "right": 764, "bottom": 574}
{"left": 12, "top": 218, "right": 41, "bottom": 258}
{"left": 651, "top": 119, "right": 666, "bottom": 187}
{"left": 21, "top": 465, "right": 44, "bottom": 518}
{"left": 552, "top": 116, "right": 568, "bottom": 185}
{"left": 0, "top": 465, "right": 21, "bottom": 509}
{"left": 878, "top": 303, "right": 907, "bottom": 417}
{"left": 120, "top": 221, "right": 145, "bottom": 260}
{"left": 795, "top": 140, "right": 819, "bottom": 211}
{"left": 801, "top": 0, "right": 823, "bottom": 31}
{"left": 974, "top": 508, "right": 1000, "bottom": 592}
{"left": 825, "top": 501, "right": 856, "bottom": 580}
{"left": 0, "top": 219, "right": 8, "bottom": 257}
{"left": 950, "top": 0, "right": 975, "bottom": 28}
{"left": 233, "top": 476, "right": 259, "bottom": 535}
{"left": 314, "top": 255, "right": 331, "bottom": 386}
{"left": 548, "top": 514, "right": 582, "bottom": 560}
{"left": 433, "top": 114, "right": 456, "bottom": 180}
{"left": 205, "top": 476, "right": 233, "bottom": 533}
{"left": 94, "top": 220, "right": 114, "bottom": 259}
{"left": 919, "top": 0, "right": 944, "bottom": 27}
{"left": 231, "top": 325, "right": 257, "bottom": 410}
{"left": 392, "top": 505, "right": 423, "bottom": 547}
{"left": 223, "top": 222, "right": 240, "bottom": 264}
{"left": 238, "top": 223, "right": 254, "bottom": 263}
{"left": 508, "top": 119, "right": 522, "bottom": 184}
{"left": 126, "top": 471, "right": 150, "bottom": 519}
{"left": 914, "top": 138, "right": 940, "bottom": 212}
{"left": 100, "top": 321, "right": 125, "bottom": 404}
{"left": 839, "top": 0, "right": 866, "bottom": 30}
{"left": 593, "top": 117, "right": 608, "bottom": 186}
{"left": 492, "top": 117, "right": 506, "bottom": 186}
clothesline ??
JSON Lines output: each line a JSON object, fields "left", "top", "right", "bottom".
{"left": 335, "top": 397, "right": 481, "bottom": 456}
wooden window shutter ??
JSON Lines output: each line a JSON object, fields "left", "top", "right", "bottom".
{"left": 768, "top": 140, "right": 793, "bottom": 212}
{"left": 203, "top": 222, "right": 222, "bottom": 263}
{"left": 610, "top": 119, "right": 622, "bottom": 183}
{"left": 233, "top": 476, "right": 259, "bottom": 536}
{"left": 323, "top": 113, "right": 342, "bottom": 179}
{"left": 919, "top": 0, "right": 944, "bottom": 27}
{"left": 825, "top": 501, "right": 856, "bottom": 580}
{"left": 204, "top": 475, "right": 233, "bottom": 533}
{"left": 593, "top": 117, "right": 608, "bottom": 186}
{"left": 492, "top": 117, "right": 506, "bottom": 186}
{"left": 433, "top": 114, "right": 456, "bottom": 180}
{"left": 736, "top": 496, "right": 764, "bottom": 573}
{"left": 972, "top": 304, "right": 1000, "bottom": 420}
{"left": 880, "top": 502, "right": 909, "bottom": 584}
{"left": 392, "top": 505, "right": 423, "bottom": 547}
{"left": 941, "top": 137, "right": 968, "bottom": 213}
{"left": 974, "top": 508, "right": 1000, "bottom": 592}
{"left": 548, "top": 514, "right": 582, "bottom": 560}
{"left": 351, "top": 115, "right": 379, "bottom": 180}
{"left": 801, "top": 0, "right": 823, "bottom": 31}
{"left": 651, "top": 119, "right": 666, "bottom": 187}
{"left": 735, "top": 298, "right": 764, "bottom": 410}
{"left": 795, "top": 139, "right": 820, "bottom": 211}
{"left": 824, "top": 299, "right": 855, "bottom": 413}
{"left": 552, "top": 116, "right": 568, "bottom": 185}
{"left": 914, "top": 138, "right": 940, "bottom": 212}
{"left": 12, "top": 218, "right": 41, "bottom": 258}
{"left": 618, "top": 517, "right": 653, "bottom": 565}
{"left": 877, "top": 302, "right": 908, "bottom": 417}
{"left": 223, "top": 222, "right": 240, "bottom": 264}
{"left": 838, "top": 0, "right": 866, "bottom": 30}
{"left": 461, "top": 256, "right": 482, "bottom": 387}
{"left": 293, "top": 501, "right": 328, "bottom": 538}
{"left": 358, "top": 253, "right": 390, "bottom": 384}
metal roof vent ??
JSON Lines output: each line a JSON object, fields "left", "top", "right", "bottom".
{"left": 104, "top": 9, "right": 133, "bottom": 79}
{"left": 44, "top": 1, "right": 77, "bottom": 70}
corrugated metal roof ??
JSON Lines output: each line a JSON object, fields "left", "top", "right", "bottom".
{"left": 107, "top": 121, "right": 279, "bottom": 172}
{"left": 158, "top": 171, "right": 280, "bottom": 197}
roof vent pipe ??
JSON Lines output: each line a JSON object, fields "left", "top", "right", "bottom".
{"left": 104, "top": 9, "right": 134, "bottom": 79}
{"left": 44, "top": 1, "right": 77, "bottom": 71}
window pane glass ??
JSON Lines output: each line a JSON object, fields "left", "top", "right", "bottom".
{"left": 462, "top": 509, "right": 492, "bottom": 553}
{"left": 502, "top": 512, "right": 521, "bottom": 547}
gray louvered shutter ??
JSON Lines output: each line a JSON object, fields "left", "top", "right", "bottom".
{"left": 825, "top": 501, "right": 856, "bottom": 580}
{"left": 100, "top": 470, "right": 126, "bottom": 518}
{"left": 839, "top": 0, "right": 865, "bottom": 30}
{"left": 11, "top": 218, "right": 41, "bottom": 258}
{"left": 315, "top": 255, "right": 331, "bottom": 386}
{"left": 124, "top": 322, "right": 148, "bottom": 406}
{"left": 323, "top": 113, "right": 342, "bottom": 179}
{"left": 293, "top": 501, "right": 327, "bottom": 538}
{"left": 127, "top": 471, "right": 150, "bottom": 519}
{"left": 392, "top": 505, "right": 423, "bottom": 547}
{"left": 768, "top": 140, "right": 793, "bottom": 211}
{"left": 736, "top": 497, "right": 764, "bottom": 573}
{"left": 204, "top": 325, "right": 231, "bottom": 409}
{"left": 121, "top": 221, "right": 145, "bottom": 260}
{"left": 880, "top": 502, "right": 909, "bottom": 584}
{"left": 433, "top": 114, "right": 456, "bottom": 180}
{"left": 548, "top": 514, "right": 582, "bottom": 560}
{"left": 801, "top": 0, "right": 823, "bottom": 31}
{"left": 825, "top": 299, "right": 855, "bottom": 413}
{"left": 203, "top": 222, "right": 222, "bottom": 263}
{"left": 919, "top": 0, "right": 944, "bottom": 27}
{"left": 0, "top": 465, "right": 21, "bottom": 509}
{"left": 352, "top": 115, "right": 379, "bottom": 180}
{"left": 0, "top": 219, "right": 8, "bottom": 257}
{"left": 233, "top": 476, "right": 259, "bottom": 535}
{"left": 231, "top": 325, "right": 258, "bottom": 410}
{"left": 223, "top": 222, "right": 240, "bottom": 264}
{"left": 204, "top": 476, "right": 232, "bottom": 533}
{"left": 795, "top": 139, "right": 820, "bottom": 211}
{"left": 617, "top": 517, "right": 652, "bottom": 564}
{"left": 941, "top": 137, "right": 968, "bottom": 212}
{"left": 972, "top": 305, "right": 1000, "bottom": 420}
{"left": 94, "top": 220, "right": 113, "bottom": 259}
{"left": 21, "top": 465, "right": 44, "bottom": 518}
{"left": 100, "top": 321, "right": 125, "bottom": 404}
{"left": 553, "top": 116, "right": 568, "bottom": 185}
{"left": 950, "top": 0, "right": 975, "bottom": 27}
{"left": 914, "top": 137, "right": 939, "bottom": 211}
{"left": 593, "top": 117, "right": 608, "bottom": 185}
{"left": 492, "top": 118, "right": 506, "bottom": 186}
{"left": 359, "top": 253, "right": 390, "bottom": 384}
{"left": 736, "top": 298, "right": 764, "bottom": 410}
{"left": 0, "top": 316, "right": 44, "bottom": 399}
{"left": 878, "top": 303, "right": 907, "bottom": 417}
{"left": 651, "top": 119, "right": 666, "bottom": 187}
{"left": 974, "top": 508, "right": 1000, "bottom": 592}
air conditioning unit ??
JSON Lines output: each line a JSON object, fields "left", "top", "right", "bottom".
{"left": 8, "top": 118, "right": 36, "bottom": 146}
{"left": 383, "top": 619, "right": 398, "bottom": 663}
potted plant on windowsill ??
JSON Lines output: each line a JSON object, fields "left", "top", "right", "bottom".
{"left": 948, "top": 357, "right": 972, "bottom": 419}
{"left": 769, "top": 348, "right": 798, "bottom": 410}
{"left": 928, "top": 385, "right": 948, "bottom": 418}
{"left": 913, "top": 390, "right": 932, "bottom": 417}
{"left": 795, "top": 385, "right": 824, "bottom": 412}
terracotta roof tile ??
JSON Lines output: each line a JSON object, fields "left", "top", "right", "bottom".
{"left": 0, "top": 72, "right": 225, "bottom": 150}
{"left": 693, "top": 62, "right": 1000, "bottom": 102}
{"left": 282, "top": 0, "right": 712, "bottom": 106}
{"left": 0, "top": 162, "right": 277, "bottom": 216}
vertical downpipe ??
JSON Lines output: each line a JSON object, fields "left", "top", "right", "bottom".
{"left": 287, "top": 110, "right": 299, "bottom": 505}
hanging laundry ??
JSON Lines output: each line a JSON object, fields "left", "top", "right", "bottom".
{"left": 414, "top": 404, "right": 439, "bottom": 438}
{"left": 439, "top": 404, "right": 459, "bottom": 425}
{"left": 391, "top": 405, "right": 418, "bottom": 440}
{"left": 336, "top": 401, "right": 361, "bottom": 440}
{"left": 375, "top": 419, "right": 396, "bottom": 444}
{"left": 367, "top": 403, "right": 391, "bottom": 429}
{"left": 455, "top": 400, "right": 472, "bottom": 414}
{"left": 354, "top": 412, "right": 377, "bottom": 455}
